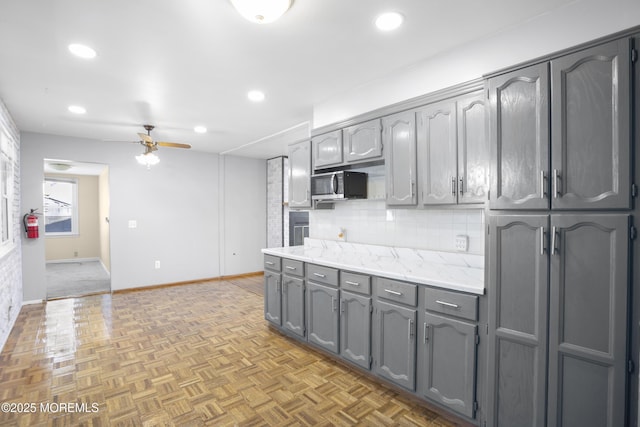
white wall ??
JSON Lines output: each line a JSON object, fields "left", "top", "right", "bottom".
{"left": 20, "top": 132, "right": 267, "bottom": 301}
{"left": 314, "top": 0, "right": 640, "bottom": 128}
{"left": 220, "top": 155, "right": 266, "bottom": 276}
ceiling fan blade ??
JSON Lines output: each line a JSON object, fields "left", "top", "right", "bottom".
{"left": 138, "top": 132, "right": 153, "bottom": 143}
{"left": 157, "top": 142, "right": 191, "bottom": 149}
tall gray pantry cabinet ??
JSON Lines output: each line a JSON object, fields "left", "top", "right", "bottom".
{"left": 486, "top": 36, "right": 634, "bottom": 427}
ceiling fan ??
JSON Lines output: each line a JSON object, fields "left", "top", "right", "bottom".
{"left": 135, "top": 124, "right": 191, "bottom": 168}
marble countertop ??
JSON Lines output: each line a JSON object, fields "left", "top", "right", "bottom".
{"left": 262, "top": 239, "right": 485, "bottom": 295}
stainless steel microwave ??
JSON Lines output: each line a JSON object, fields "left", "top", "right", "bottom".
{"left": 311, "top": 171, "right": 367, "bottom": 201}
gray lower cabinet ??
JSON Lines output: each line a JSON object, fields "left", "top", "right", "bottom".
{"left": 306, "top": 281, "right": 339, "bottom": 353}
{"left": 373, "top": 300, "right": 417, "bottom": 391}
{"left": 264, "top": 270, "right": 282, "bottom": 326}
{"left": 487, "top": 214, "right": 630, "bottom": 427}
{"left": 282, "top": 276, "right": 305, "bottom": 338}
{"left": 340, "top": 291, "right": 372, "bottom": 370}
{"left": 422, "top": 312, "right": 478, "bottom": 419}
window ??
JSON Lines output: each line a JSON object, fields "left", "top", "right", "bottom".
{"left": 43, "top": 178, "right": 78, "bottom": 235}
{"left": 0, "top": 129, "right": 16, "bottom": 257}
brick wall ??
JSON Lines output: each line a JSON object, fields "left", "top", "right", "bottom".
{"left": 0, "top": 98, "right": 22, "bottom": 353}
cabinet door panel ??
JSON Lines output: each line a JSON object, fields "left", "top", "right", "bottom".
{"left": 282, "top": 276, "right": 305, "bottom": 338}
{"left": 418, "top": 100, "right": 457, "bottom": 205}
{"left": 312, "top": 130, "right": 343, "bottom": 169}
{"left": 288, "top": 140, "right": 312, "bottom": 208}
{"left": 547, "top": 214, "right": 629, "bottom": 427}
{"left": 306, "top": 282, "right": 339, "bottom": 353}
{"left": 487, "top": 214, "right": 549, "bottom": 427}
{"left": 343, "top": 119, "right": 383, "bottom": 163}
{"left": 551, "top": 39, "right": 631, "bottom": 210}
{"left": 489, "top": 63, "right": 550, "bottom": 210}
{"left": 264, "top": 271, "right": 282, "bottom": 326}
{"left": 374, "top": 300, "right": 417, "bottom": 390}
{"left": 340, "top": 292, "right": 372, "bottom": 370}
{"left": 423, "top": 313, "right": 477, "bottom": 418}
{"left": 383, "top": 111, "right": 417, "bottom": 206}
{"left": 457, "top": 93, "right": 488, "bottom": 204}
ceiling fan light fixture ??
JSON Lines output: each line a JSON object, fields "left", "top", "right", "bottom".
{"left": 230, "top": 0, "right": 292, "bottom": 24}
{"left": 136, "top": 152, "right": 160, "bottom": 169}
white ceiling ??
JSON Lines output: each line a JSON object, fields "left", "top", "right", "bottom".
{"left": 0, "top": 0, "right": 575, "bottom": 159}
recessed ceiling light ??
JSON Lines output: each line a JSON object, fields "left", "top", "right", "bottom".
{"left": 68, "top": 43, "right": 97, "bottom": 59}
{"left": 248, "top": 90, "right": 265, "bottom": 102}
{"left": 68, "top": 105, "right": 86, "bottom": 114}
{"left": 194, "top": 126, "right": 207, "bottom": 134}
{"left": 375, "top": 12, "right": 404, "bottom": 31}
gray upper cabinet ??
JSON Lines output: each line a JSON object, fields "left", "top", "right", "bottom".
{"left": 340, "top": 291, "right": 372, "bottom": 370}
{"left": 550, "top": 39, "right": 631, "bottom": 210}
{"left": 457, "top": 92, "right": 489, "bottom": 204}
{"left": 423, "top": 312, "right": 478, "bottom": 419}
{"left": 288, "top": 140, "right": 312, "bottom": 209}
{"left": 417, "top": 100, "right": 458, "bottom": 205}
{"left": 306, "top": 281, "right": 339, "bottom": 354}
{"left": 489, "top": 38, "right": 632, "bottom": 211}
{"left": 547, "top": 214, "right": 629, "bottom": 427}
{"left": 312, "top": 130, "right": 343, "bottom": 169}
{"left": 343, "top": 119, "right": 383, "bottom": 163}
{"left": 383, "top": 110, "right": 418, "bottom": 206}
{"left": 487, "top": 214, "right": 549, "bottom": 427}
{"left": 374, "top": 300, "right": 417, "bottom": 391}
{"left": 489, "top": 62, "right": 550, "bottom": 210}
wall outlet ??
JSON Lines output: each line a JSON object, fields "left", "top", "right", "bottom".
{"left": 455, "top": 235, "right": 469, "bottom": 252}
{"left": 154, "top": 260, "right": 161, "bottom": 269}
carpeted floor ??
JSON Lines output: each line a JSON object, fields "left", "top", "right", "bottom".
{"left": 46, "top": 260, "right": 111, "bottom": 299}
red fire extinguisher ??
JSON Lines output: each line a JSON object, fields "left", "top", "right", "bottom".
{"left": 23, "top": 209, "right": 39, "bottom": 239}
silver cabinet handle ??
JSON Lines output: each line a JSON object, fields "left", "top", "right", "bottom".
{"left": 540, "top": 227, "right": 546, "bottom": 256}
{"left": 424, "top": 322, "right": 429, "bottom": 344}
{"left": 345, "top": 280, "right": 360, "bottom": 286}
{"left": 340, "top": 299, "right": 345, "bottom": 314}
{"left": 435, "top": 300, "right": 459, "bottom": 309}
{"left": 451, "top": 177, "right": 456, "bottom": 195}
{"left": 265, "top": 261, "right": 275, "bottom": 265}
{"left": 313, "top": 272, "right": 326, "bottom": 278}
{"left": 384, "top": 289, "right": 402, "bottom": 296}
{"left": 553, "top": 169, "right": 561, "bottom": 198}
{"left": 276, "top": 279, "right": 281, "bottom": 293}
{"left": 540, "top": 170, "right": 546, "bottom": 197}
{"left": 408, "top": 319, "right": 414, "bottom": 340}
{"left": 286, "top": 266, "right": 297, "bottom": 270}
{"left": 332, "top": 297, "right": 337, "bottom": 312}
{"left": 551, "top": 226, "right": 558, "bottom": 255}
{"left": 459, "top": 177, "right": 464, "bottom": 195}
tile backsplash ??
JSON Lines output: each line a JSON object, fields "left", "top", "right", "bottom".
{"left": 309, "top": 199, "right": 485, "bottom": 255}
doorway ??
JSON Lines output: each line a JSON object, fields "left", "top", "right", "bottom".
{"left": 43, "top": 159, "right": 111, "bottom": 299}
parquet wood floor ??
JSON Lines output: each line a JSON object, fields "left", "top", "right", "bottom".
{"left": 0, "top": 278, "right": 463, "bottom": 426}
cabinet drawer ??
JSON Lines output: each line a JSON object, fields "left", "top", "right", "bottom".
{"left": 340, "top": 271, "right": 371, "bottom": 295}
{"left": 306, "top": 264, "right": 338, "bottom": 287}
{"left": 282, "top": 259, "right": 304, "bottom": 277}
{"left": 424, "top": 288, "right": 478, "bottom": 321}
{"left": 264, "top": 255, "right": 281, "bottom": 272}
{"left": 375, "top": 277, "right": 417, "bottom": 306}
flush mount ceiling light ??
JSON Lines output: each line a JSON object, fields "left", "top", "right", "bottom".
{"left": 68, "top": 43, "right": 97, "bottom": 59}
{"left": 247, "top": 90, "right": 265, "bottom": 102}
{"left": 48, "top": 162, "right": 73, "bottom": 171}
{"left": 230, "top": 0, "right": 292, "bottom": 24}
{"left": 194, "top": 126, "right": 207, "bottom": 134}
{"left": 68, "top": 105, "right": 86, "bottom": 114}
{"left": 375, "top": 12, "right": 404, "bottom": 31}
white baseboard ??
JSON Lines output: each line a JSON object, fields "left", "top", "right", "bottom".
{"left": 46, "top": 257, "right": 100, "bottom": 264}
{"left": 22, "top": 299, "right": 44, "bottom": 305}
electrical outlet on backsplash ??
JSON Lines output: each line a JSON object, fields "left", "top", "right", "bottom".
{"left": 308, "top": 200, "right": 485, "bottom": 255}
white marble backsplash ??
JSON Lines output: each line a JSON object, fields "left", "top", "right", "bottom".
{"left": 309, "top": 199, "right": 485, "bottom": 255}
